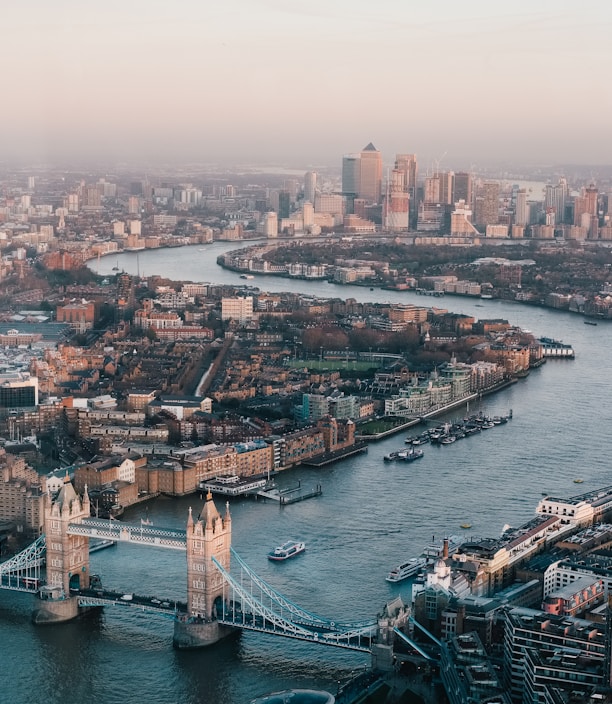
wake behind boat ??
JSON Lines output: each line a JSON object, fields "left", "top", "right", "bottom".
{"left": 268, "top": 540, "right": 306, "bottom": 561}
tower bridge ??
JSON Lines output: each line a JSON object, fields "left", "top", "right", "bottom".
{"left": 0, "top": 476, "right": 410, "bottom": 666}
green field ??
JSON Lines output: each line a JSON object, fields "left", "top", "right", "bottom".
{"left": 285, "top": 358, "right": 377, "bottom": 372}
{"left": 357, "top": 417, "right": 410, "bottom": 435}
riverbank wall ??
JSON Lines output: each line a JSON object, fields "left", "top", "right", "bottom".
{"left": 356, "top": 378, "right": 517, "bottom": 442}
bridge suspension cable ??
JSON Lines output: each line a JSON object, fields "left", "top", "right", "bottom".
{"left": 213, "top": 553, "right": 377, "bottom": 651}
{"left": 0, "top": 534, "right": 45, "bottom": 592}
{"left": 230, "top": 548, "right": 375, "bottom": 630}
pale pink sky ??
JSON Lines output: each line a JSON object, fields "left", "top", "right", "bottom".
{"left": 2, "top": 0, "right": 611, "bottom": 168}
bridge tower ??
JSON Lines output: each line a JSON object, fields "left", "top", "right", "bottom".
{"left": 32, "top": 476, "right": 91, "bottom": 624}
{"left": 173, "top": 491, "right": 234, "bottom": 648}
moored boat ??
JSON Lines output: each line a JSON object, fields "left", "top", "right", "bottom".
{"left": 385, "top": 448, "right": 424, "bottom": 462}
{"left": 386, "top": 556, "right": 427, "bottom": 583}
{"left": 268, "top": 540, "right": 306, "bottom": 561}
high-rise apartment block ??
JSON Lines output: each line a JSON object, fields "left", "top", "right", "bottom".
{"left": 474, "top": 181, "right": 500, "bottom": 228}
{"left": 221, "top": 296, "right": 254, "bottom": 323}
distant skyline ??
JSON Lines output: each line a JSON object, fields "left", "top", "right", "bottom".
{"left": 2, "top": 0, "right": 611, "bottom": 168}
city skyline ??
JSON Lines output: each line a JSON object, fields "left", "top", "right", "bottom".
{"left": 2, "top": 0, "right": 611, "bottom": 168}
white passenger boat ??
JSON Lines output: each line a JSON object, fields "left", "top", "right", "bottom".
{"left": 385, "top": 556, "right": 427, "bottom": 583}
{"left": 267, "top": 540, "right": 306, "bottom": 561}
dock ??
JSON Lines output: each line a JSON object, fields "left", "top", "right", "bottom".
{"left": 257, "top": 481, "right": 322, "bottom": 505}
{"left": 538, "top": 337, "right": 575, "bottom": 358}
{"left": 301, "top": 443, "right": 368, "bottom": 467}
{"left": 200, "top": 475, "right": 270, "bottom": 497}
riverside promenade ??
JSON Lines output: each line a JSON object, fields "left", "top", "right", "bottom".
{"left": 356, "top": 378, "right": 517, "bottom": 442}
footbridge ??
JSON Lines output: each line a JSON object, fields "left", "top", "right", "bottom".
{"left": 67, "top": 517, "right": 187, "bottom": 550}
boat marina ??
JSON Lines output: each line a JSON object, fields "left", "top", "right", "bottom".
{"left": 404, "top": 411, "right": 512, "bottom": 447}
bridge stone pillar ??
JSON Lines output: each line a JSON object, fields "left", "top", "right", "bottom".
{"left": 32, "top": 476, "right": 90, "bottom": 624}
{"left": 173, "top": 491, "right": 234, "bottom": 648}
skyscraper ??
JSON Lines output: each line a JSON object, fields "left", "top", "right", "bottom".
{"left": 545, "top": 182, "right": 567, "bottom": 225}
{"left": 453, "top": 172, "right": 473, "bottom": 208}
{"left": 342, "top": 155, "right": 360, "bottom": 196}
{"left": 424, "top": 175, "right": 441, "bottom": 204}
{"left": 515, "top": 189, "right": 529, "bottom": 226}
{"left": 394, "top": 154, "right": 418, "bottom": 193}
{"left": 584, "top": 184, "right": 599, "bottom": 216}
{"left": 383, "top": 169, "right": 410, "bottom": 231}
{"left": 359, "top": 143, "right": 382, "bottom": 204}
{"left": 303, "top": 171, "right": 317, "bottom": 204}
{"left": 278, "top": 191, "right": 291, "bottom": 219}
{"left": 438, "top": 171, "right": 454, "bottom": 206}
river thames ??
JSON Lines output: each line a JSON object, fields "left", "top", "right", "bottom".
{"left": 1, "top": 242, "right": 610, "bottom": 704}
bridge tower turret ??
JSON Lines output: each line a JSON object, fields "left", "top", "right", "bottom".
{"left": 186, "top": 491, "right": 231, "bottom": 618}
{"left": 32, "top": 476, "right": 91, "bottom": 624}
{"left": 174, "top": 491, "right": 235, "bottom": 648}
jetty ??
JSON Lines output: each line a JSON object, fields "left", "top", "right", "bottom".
{"left": 257, "top": 481, "right": 322, "bottom": 505}
{"left": 538, "top": 337, "right": 575, "bottom": 358}
{"left": 199, "top": 475, "right": 270, "bottom": 497}
{"left": 301, "top": 443, "right": 368, "bottom": 467}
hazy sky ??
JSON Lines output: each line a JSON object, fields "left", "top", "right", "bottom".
{"left": 2, "top": 0, "right": 611, "bottom": 169}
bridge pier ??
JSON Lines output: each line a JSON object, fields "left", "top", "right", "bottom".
{"left": 32, "top": 587, "right": 80, "bottom": 624}
{"left": 173, "top": 618, "right": 235, "bottom": 649}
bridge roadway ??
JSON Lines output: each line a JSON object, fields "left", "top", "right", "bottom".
{"left": 0, "top": 575, "right": 40, "bottom": 593}
{"left": 217, "top": 608, "right": 375, "bottom": 652}
{"left": 67, "top": 518, "right": 187, "bottom": 550}
{"left": 76, "top": 587, "right": 186, "bottom": 617}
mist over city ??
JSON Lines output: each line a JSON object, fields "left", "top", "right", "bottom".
{"left": 2, "top": 0, "right": 611, "bottom": 169}
{"left": 2, "top": 3, "right": 612, "bottom": 704}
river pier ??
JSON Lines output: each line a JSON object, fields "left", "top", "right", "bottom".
{"left": 257, "top": 481, "right": 323, "bottom": 505}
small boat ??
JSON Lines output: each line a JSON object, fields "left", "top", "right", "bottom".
{"left": 268, "top": 540, "right": 306, "bottom": 561}
{"left": 240, "top": 274, "right": 255, "bottom": 279}
{"left": 386, "top": 557, "right": 427, "bottom": 583}
{"left": 573, "top": 479, "right": 584, "bottom": 484}
{"left": 385, "top": 449, "right": 424, "bottom": 462}
{"left": 396, "top": 448, "right": 424, "bottom": 462}
{"left": 440, "top": 435, "right": 456, "bottom": 444}
{"left": 460, "top": 523, "right": 472, "bottom": 530}
{"left": 584, "top": 320, "right": 598, "bottom": 326}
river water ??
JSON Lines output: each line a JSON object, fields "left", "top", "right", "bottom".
{"left": 1, "top": 243, "right": 609, "bottom": 704}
